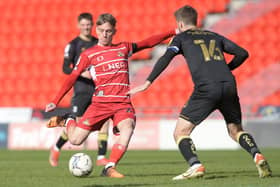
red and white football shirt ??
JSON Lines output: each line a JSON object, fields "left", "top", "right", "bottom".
{"left": 73, "top": 42, "right": 133, "bottom": 103}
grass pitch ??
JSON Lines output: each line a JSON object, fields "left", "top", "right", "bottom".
{"left": 0, "top": 149, "right": 279, "bottom": 187}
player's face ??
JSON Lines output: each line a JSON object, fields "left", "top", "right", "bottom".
{"left": 96, "top": 22, "right": 116, "bottom": 46}
{"left": 78, "top": 19, "right": 93, "bottom": 37}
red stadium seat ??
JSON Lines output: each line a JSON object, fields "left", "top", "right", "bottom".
{"left": 3, "top": 0, "right": 279, "bottom": 112}
{"left": 131, "top": 5, "right": 280, "bottom": 115}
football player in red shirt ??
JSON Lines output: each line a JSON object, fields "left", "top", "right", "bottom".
{"left": 48, "top": 12, "right": 110, "bottom": 168}
{"left": 45, "top": 13, "right": 176, "bottom": 178}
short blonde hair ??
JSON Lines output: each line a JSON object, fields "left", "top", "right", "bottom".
{"left": 96, "top": 13, "right": 117, "bottom": 27}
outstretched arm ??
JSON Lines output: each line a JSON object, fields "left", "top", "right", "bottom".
{"left": 146, "top": 49, "right": 176, "bottom": 83}
{"left": 45, "top": 73, "right": 79, "bottom": 112}
{"left": 45, "top": 54, "right": 90, "bottom": 112}
{"left": 133, "top": 30, "right": 176, "bottom": 53}
{"left": 53, "top": 73, "right": 79, "bottom": 105}
{"left": 128, "top": 49, "right": 177, "bottom": 95}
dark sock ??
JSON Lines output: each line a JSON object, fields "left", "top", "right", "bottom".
{"left": 177, "top": 136, "right": 201, "bottom": 166}
{"left": 97, "top": 133, "right": 108, "bottom": 156}
{"left": 238, "top": 132, "right": 260, "bottom": 158}
{"left": 56, "top": 131, "right": 68, "bottom": 149}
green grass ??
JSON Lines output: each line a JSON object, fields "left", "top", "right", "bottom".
{"left": 0, "top": 149, "right": 279, "bottom": 187}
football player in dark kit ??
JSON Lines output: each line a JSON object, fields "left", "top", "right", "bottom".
{"left": 49, "top": 12, "right": 110, "bottom": 167}
{"left": 128, "top": 5, "right": 272, "bottom": 180}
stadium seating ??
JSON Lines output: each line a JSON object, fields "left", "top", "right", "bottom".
{"left": 5, "top": 0, "right": 280, "bottom": 115}
{"left": 228, "top": 6, "right": 280, "bottom": 109}
{"left": 0, "top": 0, "right": 230, "bottom": 108}
{"left": 132, "top": 3, "right": 280, "bottom": 116}
{"left": 262, "top": 91, "right": 280, "bottom": 106}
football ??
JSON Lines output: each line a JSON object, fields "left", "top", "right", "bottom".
{"left": 69, "top": 153, "right": 93, "bottom": 177}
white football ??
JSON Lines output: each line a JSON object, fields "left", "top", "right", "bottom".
{"left": 69, "top": 153, "right": 93, "bottom": 177}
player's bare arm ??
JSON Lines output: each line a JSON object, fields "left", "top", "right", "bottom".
{"left": 127, "top": 81, "right": 151, "bottom": 95}
{"left": 128, "top": 47, "right": 177, "bottom": 95}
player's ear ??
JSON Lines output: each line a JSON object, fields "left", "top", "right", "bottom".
{"left": 178, "top": 21, "right": 184, "bottom": 31}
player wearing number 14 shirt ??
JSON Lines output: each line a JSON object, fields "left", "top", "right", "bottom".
{"left": 128, "top": 5, "right": 272, "bottom": 180}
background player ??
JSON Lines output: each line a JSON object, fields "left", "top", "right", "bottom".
{"left": 49, "top": 12, "right": 110, "bottom": 167}
{"left": 128, "top": 5, "right": 272, "bottom": 180}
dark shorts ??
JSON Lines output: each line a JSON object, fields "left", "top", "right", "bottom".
{"left": 71, "top": 79, "right": 95, "bottom": 117}
{"left": 71, "top": 93, "right": 92, "bottom": 117}
{"left": 180, "top": 81, "right": 241, "bottom": 125}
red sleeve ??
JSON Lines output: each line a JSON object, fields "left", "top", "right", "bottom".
{"left": 134, "top": 29, "right": 176, "bottom": 52}
{"left": 52, "top": 73, "right": 78, "bottom": 105}
{"left": 52, "top": 54, "right": 90, "bottom": 105}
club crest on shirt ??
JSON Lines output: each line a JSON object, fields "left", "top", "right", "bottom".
{"left": 97, "top": 56, "right": 104, "bottom": 61}
{"left": 96, "top": 90, "right": 104, "bottom": 96}
{"left": 117, "top": 51, "right": 124, "bottom": 57}
{"left": 82, "top": 119, "right": 91, "bottom": 126}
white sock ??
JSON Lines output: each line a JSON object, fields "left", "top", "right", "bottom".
{"left": 105, "top": 162, "right": 115, "bottom": 169}
{"left": 97, "top": 155, "right": 105, "bottom": 160}
{"left": 53, "top": 145, "right": 60, "bottom": 151}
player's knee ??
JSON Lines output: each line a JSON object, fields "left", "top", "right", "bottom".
{"left": 118, "top": 119, "right": 135, "bottom": 131}
{"left": 173, "top": 129, "right": 188, "bottom": 140}
{"left": 173, "top": 132, "right": 178, "bottom": 141}
{"left": 174, "top": 120, "right": 193, "bottom": 138}
{"left": 174, "top": 129, "right": 192, "bottom": 142}
{"left": 69, "top": 137, "right": 83, "bottom": 145}
{"left": 173, "top": 131, "right": 184, "bottom": 141}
